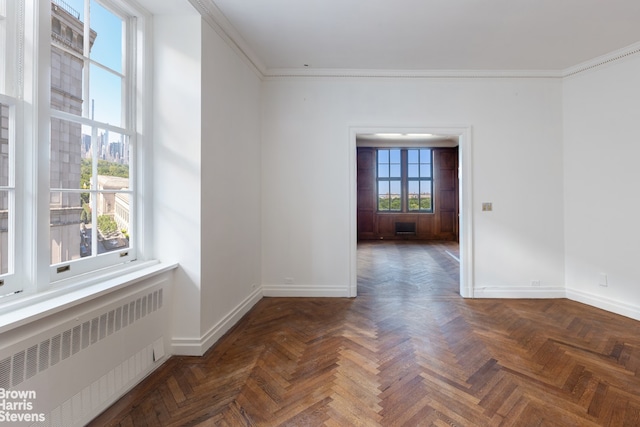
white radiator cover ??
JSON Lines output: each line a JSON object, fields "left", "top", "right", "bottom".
{"left": 0, "top": 273, "right": 173, "bottom": 427}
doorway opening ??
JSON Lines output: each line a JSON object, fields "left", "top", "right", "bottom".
{"left": 348, "top": 127, "right": 473, "bottom": 298}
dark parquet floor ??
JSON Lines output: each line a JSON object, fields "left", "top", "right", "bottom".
{"left": 89, "top": 240, "right": 640, "bottom": 426}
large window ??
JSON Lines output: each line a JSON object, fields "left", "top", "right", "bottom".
{"left": 377, "top": 148, "right": 433, "bottom": 213}
{"left": 49, "top": 0, "right": 134, "bottom": 281}
{"left": 0, "top": 0, "right": 147, "bottom": 300}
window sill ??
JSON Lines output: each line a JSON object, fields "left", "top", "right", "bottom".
{"left": 0, "top": 261, "right": 178, "bottom": 334}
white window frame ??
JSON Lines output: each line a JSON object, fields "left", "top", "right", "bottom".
{"left": 0, "top": 0, "right": 22, "bottom": 297}
{"left": 0, "top": 0, "right": 153, "bottom": 306}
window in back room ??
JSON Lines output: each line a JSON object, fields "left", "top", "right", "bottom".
{"left": 377, "top": 148, "right": 433, "bottom": 213}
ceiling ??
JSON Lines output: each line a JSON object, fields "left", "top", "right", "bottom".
{"left": 203, "top": 0, "right": 640, "bottom": 72}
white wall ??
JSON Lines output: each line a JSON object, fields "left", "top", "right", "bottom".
{"left": 261, "top": 77, "right": 565, "bottom": 297}
{"left": 152, "top": 13, "right": 203, "bottom": 351}
{"left": 563, "top": 56, "right": 640, "bottom": 319}
{"left": 200, "top": 20, "right": 263, "bottom": 349}
{"left": 152, "top": 10, "right": 263, "bottom": 355}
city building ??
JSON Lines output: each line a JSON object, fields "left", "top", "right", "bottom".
{"left": 49, "top": 0, "right": 96, "bottom": 264}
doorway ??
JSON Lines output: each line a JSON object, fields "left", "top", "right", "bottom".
{"left": 348, "top": 126, "right": 473, "bottom": 298}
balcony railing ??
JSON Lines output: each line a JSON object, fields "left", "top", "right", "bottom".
{"left": 52, "top": 0, "right": 81, "bottom": 20}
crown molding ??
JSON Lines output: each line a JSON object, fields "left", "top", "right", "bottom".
{"left": 186, "top": 0, "right": 639, "bottom": 82}
{"left": 264, "top": 68, "right": 563, "bottom": 80}
{"left": 187, "top": 0, "right": 266, "bottom": 78}
{"left": 562, "top": 41, "right": 640, "bottom": 78}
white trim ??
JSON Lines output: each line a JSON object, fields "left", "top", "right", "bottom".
{"left": 566, "top": 288, "right": 640, "bottom": 322}
{"left": 185, "top": 1, "right": 640, "bottom": 82}
{"left": 0, "top": 261, "right": 177, "bottom": 333}
{"left": 265, "top": 68, "right": 563, "bottom": 80}
{"left": 187, "top": 0, "right": 266, "bottom": 79}
{"left": 49, "top": 108, "right": 133, "bottom": 136}
{"left": 171, "top": 287, "right": 263, "bottom": 356}
{"left": 474, "top": 286, "right": 566, "bottom": 299}
{"left": 348, "top": 125, "right": 474, "bottom": 299}
{"left": 563, "top": 41, "right": 640, "bottom": 78}
{"left": 262, "top": 285, "right": 350, "bottom": 298}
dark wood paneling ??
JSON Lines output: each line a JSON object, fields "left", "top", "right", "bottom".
{"left": 357, "top": 211, "right": 374, "bottom": 233}
{"left": 357, "top": 147, "right": 376, "bottom": 239}
{"left": 434, "top": 147, "right": 459, "bottom": 240}
{"left": 376, "top": 214, "right": 395, "bottom": 237}
{"left": 357, "top": 146, "right": 458, "bottom": 241}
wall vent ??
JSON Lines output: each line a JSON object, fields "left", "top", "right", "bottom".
{"left": 1, "top": 288, "right": 164, "bottom": 392}
{"left": 395, "top": 222, "right": 417, "bottom": 235}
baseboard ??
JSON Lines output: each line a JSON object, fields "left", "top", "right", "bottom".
{"left": 473, "top": 286, "right": 566, "bottom": 299}
{"left": 566, "top": 288, "right": 640, "bottom": 321}
{"left": 262, "top": 284, "right": 350, "bottom": 297}
{"left": 171, "top": 288, "right": 263, "bottom": 356}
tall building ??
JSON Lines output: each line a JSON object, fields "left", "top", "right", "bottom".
{"left": 49, "top": 0, "right": 96, "bottom": 264}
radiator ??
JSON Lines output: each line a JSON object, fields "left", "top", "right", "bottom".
{"left": 0, "top": 273, "right": 172, "bottom": 426}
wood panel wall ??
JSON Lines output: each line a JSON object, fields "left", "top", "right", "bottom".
{"left": 357, "top": 147, "right": 459, "bottom": 241}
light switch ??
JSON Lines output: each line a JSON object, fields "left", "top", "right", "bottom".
{"left": 482, "top": 202, "right": 493, "bottom": 211}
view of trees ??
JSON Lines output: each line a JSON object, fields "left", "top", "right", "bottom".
{"left": 379, "top": 196, "right": 431, "bottom": 211}
{"left": 80, "top": 158, "right": 129, "bottom": 190}
{"left": 97, "top": 215, "right": 118, "bottom": 236}
{"left": 408, "top": 197, "right": 432, "bottom": 210}
{"left": 378, "top": 197, "right": 401, "bottom": 211}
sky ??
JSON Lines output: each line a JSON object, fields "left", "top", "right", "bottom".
{"left": 64, "top": 0, "right": 123, "bottom": 128}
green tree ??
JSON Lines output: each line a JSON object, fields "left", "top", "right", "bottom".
{"left": 80, "top": 204, "right": 92, "bottom": 224}
{"left": 97, "top": 215, "right": 118, "bottom": 236}
{"left": 81, "top": 159, "right": 129, "bottom": 190}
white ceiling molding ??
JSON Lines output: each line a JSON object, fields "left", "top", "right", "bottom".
{"left": 263, "top": 68, "right": 562, "bottom": 80}
{"left": 188, "top": 0, "right": 639, "bottom": 81}
{"left": 563, "top": 41, "right": 640, "bottom": 78}
{"left": 187, "top": 0, "right": 266, "bottom": 78}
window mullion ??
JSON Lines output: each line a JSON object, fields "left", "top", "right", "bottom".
{"left": 401, "top": 149, "right": 407, "bottom": 212}
{"left": 31, "top": 0, "right": 52, "bottom": 292}
{"left": 82, "top": 0, "right": 91, "bottom": 119}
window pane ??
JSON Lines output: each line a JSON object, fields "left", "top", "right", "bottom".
{"left": 378, "top": 165, "right": 389, "bottom": 178}
{"left": 390, "top": 164, "right": 401, "bottom": 178}
{"left": 90, "top": 0, "right": 124, "bottom": 74}
{"left": 389, "top": 149, "right": 401, "bottom": 163}
{"left": 390, "top": 181, "right": 401, "bottom": 210}
{"left": 51, "top": 120, "right": 129, "bottom": 265}
{"left": 51, "top": 118, "right": 84, "bottom": 191}
{"left": 408, "top": 164, "right": 418, "bottom": 178}
{"left": 50, "top": 197, "right": 83, "bottom": 264}
{"left": 50, "top": 1, "right": 85, "bottom": 116}
{"left": 89, "top": 64, "right": 122, "bottom": 126}
{"left": 0, "top": 190, "right": 8, "bottom": 275}
{"left": 420, "top": 164, "right": 431, "bottom": 178}
{"left": 408, "top": 181, "right": 419, "bottom": 196}
{"left": 407, "top": 149, "right": 418, "bottom": 163}
{"left": 420, "top": 181, "right": 432, "bottom": 210}
{"left": 420, "top": 149, "right": 431, "bottom": 160}
{"left": 97, "top": 129, "right": 130, "bottom": 173}
{"left": 0, "top": 102, "right": 11, "bottom": 276}
{"left": 408, "top": 181, "right": 419, "bottom": 211}
{"left": 1, "top": 103, "right": 9, "bottom": 187}
{"left": 51, "top": 0, "right": 124, "bottom": 125}
{"left": 97, "top": 192, "right": 130, "bottom": 254}
{"left": 378, "top": 181, "right": 389, "bottom": 210}
{"left": 378, "top": 149, "right": 389, "bottom": 164}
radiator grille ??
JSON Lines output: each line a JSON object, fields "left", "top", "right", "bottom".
{"left": 0, "top": 288, "right": 163, "bottom": 390}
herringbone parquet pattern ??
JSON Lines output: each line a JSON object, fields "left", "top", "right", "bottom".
{"left": 90, "top": 241, "right": 640, "bottom": 426}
